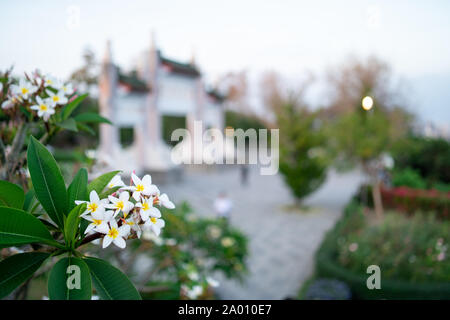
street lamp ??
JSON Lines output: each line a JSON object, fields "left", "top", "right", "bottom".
{"left": 362, "top": 96, "right": 374, "bottom": 111}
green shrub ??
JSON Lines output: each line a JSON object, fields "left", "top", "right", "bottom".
{"left": 392, "top": 167, "right": 426, "bottom": 189}
{"left": 391, "top": 136, "right": 450, "bottom": 185}
{"left": 315, "top": 201, "right": 450, "bottom": 299}
{"left": 277, "top": 104, "right": 328, "bottom": 202}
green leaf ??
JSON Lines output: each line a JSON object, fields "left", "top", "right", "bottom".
{"left": 64, "top": 204, "right": 85, "bottom": 248}
{"left": 78, "top": 220, "right": 90, "bottom": 242}
{"left": 67, "top": 168, "right": 88, "bottom": 211}
{"left": 0, "top": 206, "right": 63, "bottom": 248}
{"left": 74, "top": 112, "right": 112, "bottom": 125}
{"left": 87, "top": 170, "right": 121, "bottom": 195}
{"left": 61, "top": 93, "right": 88, "bottom": 120}
{"left": 84, "top": 257, "right": 141, "bottom": 300}
{"left": 23, "top": 189, "right": 36, "bottom": 212}
{"left": 0, "top": 252, "right": 50, "bottom": 299}
{"left": 0, "top": 180, "right": 25, "bottom": 209}
{"left": 27, "top": 136, "right": 68, "bottom": 228}
{"left": 48, "top": 256, "right": 92, "bottom": 300}
{"left": 99, "top": 186, "right": 121, "bottom": 199}
{"left": 76, "top": 122, "right": 95, "bottom": 136}
{"left": 57, "top": 118, "right": 78, "bottom": 132}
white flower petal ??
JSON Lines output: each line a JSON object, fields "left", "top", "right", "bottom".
{"left": 142, "top": 174, "right": 152, "bottom": 186}
{"left": 113, "top": 237, "right": 126, "bottom": 249}
{"left": 102, "top": 236, "right": 113, "bottom": 248}
{"left": 131, "top": 173, "right": 141, "bottom": 186}
{"left": 90, "top": 190, "right": 100, "bottom": 203}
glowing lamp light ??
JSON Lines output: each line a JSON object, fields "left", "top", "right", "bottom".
{"left": 362, "top": 96, "right": 374, "bottom": 111}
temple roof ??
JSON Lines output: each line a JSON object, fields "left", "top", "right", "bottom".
{"left": 207, "top": 88, "right": 227, "bottom": 102}
{"left": 118, "top": 69, "right": 149, "bottom": 92}
{"left": 160, "top": 54, "right": 200, "bottom": 77}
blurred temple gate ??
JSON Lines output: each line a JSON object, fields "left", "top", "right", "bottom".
{"left": 97, "top": 35, "right": 225, "bottom": 180}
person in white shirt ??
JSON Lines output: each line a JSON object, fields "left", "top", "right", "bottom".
{"left": 214, "top": 191, "right": 233, "bottom": 221}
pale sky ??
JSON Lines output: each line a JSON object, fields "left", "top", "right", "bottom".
{"left": 1, "top": 0, "right": 450, "bottom": 126}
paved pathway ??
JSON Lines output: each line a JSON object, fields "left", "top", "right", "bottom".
{"left": 161, "top": 166, "right": 365, "bottom": 299}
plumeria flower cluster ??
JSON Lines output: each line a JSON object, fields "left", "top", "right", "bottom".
{"left": 0, "top": 69, "right": 74, "bottom": 122}
{"left": 75, "top": 172, "right": 175, "bottom": 249}
{"left": 179, "top": 263, "right": 219, "bottom": 300}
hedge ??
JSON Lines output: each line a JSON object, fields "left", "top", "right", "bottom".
{"left": 381, "top": 187, "right": 450, "bottom": 219}
{"left": 314, "top": 202, "right": 450, "bottom": 300}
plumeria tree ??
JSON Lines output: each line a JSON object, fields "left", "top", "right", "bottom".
{"left": 0, "top": 137, "right": 175, "bottom": 299}
{"left": 0, "top": 68, "right": 110, "bottom": 186}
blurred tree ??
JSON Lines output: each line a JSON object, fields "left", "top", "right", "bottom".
{"left": 326, "top": 56, "right": 413, "bottom": 218}
{"left": 261, "top": 72, "right": 328, "bottom": 205}
{"left": 277, "top": 101, "right": 328, "bottom": 205}
{"left": 70, "top": 47, "right": 98, "bottom": 86}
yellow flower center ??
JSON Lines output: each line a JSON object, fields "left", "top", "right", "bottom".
{"left": 108, "top": 228, "right": 119, "bottom": 239}
{"left": 52, "top": 95, "right": 59, "bottom": 102}
{"left": 93, "top": 219, "right": 102, "bottom": 225}
{"left": 142, "top": 202, "right": 149, "bottom": 211}
{"left": 39, "top": 104, "right": 48, "bottom": 111}
{"left": 21, "top": 88, "right": 29, "bottom": 94}
{"left": 150, "top": 217, "right": 157, "bottom": 224}
{"left": 136, "top": 184, "right": 144, "bottom": 192}
{"left": 127, "top": 221, "right": 134, "bottom": 226}
{"left": 88, "top": 203, "right": 98, "bottom": 212}
{"left": 116, "top": 201, "right": 124, "bottom": 210}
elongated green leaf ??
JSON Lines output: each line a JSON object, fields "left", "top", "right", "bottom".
{"left": 0, "top": 252, "right": 50, "bottom": 299}
{"left": 64, "top": 204, "right": 85, "bottom": 248}
{"left": 23, "top": 189, "right": 36, "bottom": 212}
{"left": 61, "top": 93, "right": 88, "bottom": 120}
{"left": 0, "top": 206, "right": 63, "bottom": 248}
{"left": 87, "top": 171, "right": 120, "bottom": 195}
{"left": 99, "top": 186, "right": 121, "bottom": 199}
{"left": 78, "top": 220, "right": 90, "bottom": 242}
{"left": 57, "top": 118, "right": 78, "bottom": 132}
{"left": 74, "top": 112, "right": 112, "bottom": 125}
{"left": 48, "top": 256, "right": 92, "bottom": 300}
{"left": 67, "top": 168, "right": 88, "bottom": 211}
{"left": 76, "top": 122, "right": 95, "bottom": 136}
{"left": 27, "top": 136, "right": 68, "bottom": 228}
{"left": 84, "top": 257, "right": 141, "bottom": 300}
{"left": 0, "top": 180, "right": 25, "bottom": 209}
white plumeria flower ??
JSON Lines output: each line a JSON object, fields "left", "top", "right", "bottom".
{"left": 128, "top": 173, "right": 159, "bottom": 201}
{"left": 60, "top": 82, "right": 74, "bottom": 96}
{"left": 106, "top": 191, "right": 134, "bottom": 218}
{"left": 136, "top": 197, "right": 161, "bottom": 222}
{"left": 154, "top": 193, "right": 175, "bottom": 209}
{"left": 182, "top": 285, "right": 203, "bottom": 300}
{"left": 100, "top": 219, "right": 130, "bottom": 249}
{"left": 82, "top": 209, "right": 114, "bottom": 235}
{"left": 46, "top": 89, "right": 68, "bottom": 106}
{"left": 143, "top": 210, "right": 165, "bottom": 236}
{"left": 124, "top": 215, "right": 142, "bottom": 239}
{"left": 76, "top": 190, "right": 108, "bottom": 216}
{"left": 187, "top": 271, "right": 200, "bottom": 281}
{"left": 11, "top": 79, "right": 37, "bottom": 99}
{"left": 1, "top": 95, "right": 22, "bottom": 109}
{"left": 107, "top": 175, "right": 125, "bottom": 189}
{"left": 43, "top": 75, "right": 60, "bottom": 88}
{"left": 206, "top": 277, "right": 220, "bottom": 288}
{"left": 30, "top": 96, "right": 55, "bottom": 121}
